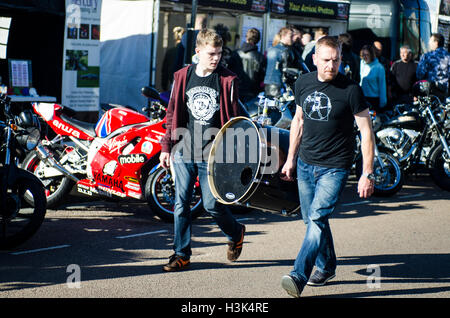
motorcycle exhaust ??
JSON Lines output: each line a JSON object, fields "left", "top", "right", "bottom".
{"left": 35, "top": 144, "right": 80, "bottom": 182}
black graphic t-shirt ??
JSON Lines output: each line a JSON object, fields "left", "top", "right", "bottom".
{"left": 294, "top": 71, "right": 368, "bottom": 168}
{"left": 181, "top": 64, "right": 221, "bottom": 161}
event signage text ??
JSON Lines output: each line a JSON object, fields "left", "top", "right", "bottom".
{"left": 272, "top": 0, "right": 349, "bottom": 20}
{"left": 169, "top": 0, "right": 268, "bottom": 13}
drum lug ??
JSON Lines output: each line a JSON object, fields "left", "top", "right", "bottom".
{"left": 281, "top": 209, "right": 299, "bottom": 217}
{"left": 232, "top": 202, "right": 253, "bottom": 209}
{"left": 254, "top": 178, "right": 269, "bottom": 186}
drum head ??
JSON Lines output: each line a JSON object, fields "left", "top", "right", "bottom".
{"left": 208, "top": 117, "right": 262, "bottom": 204}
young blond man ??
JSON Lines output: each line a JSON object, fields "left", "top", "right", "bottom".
{"left": 160, "top": 29, "right": 246, "bottom": 272}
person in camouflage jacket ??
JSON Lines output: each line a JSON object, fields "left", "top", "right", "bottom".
{"left": 416, "top": 33, "right": 450, "bottom": 101}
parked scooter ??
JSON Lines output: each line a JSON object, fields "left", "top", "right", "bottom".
{"left": 20, "top": 87, "right": 203, "bottom": 222}
{"left": 0, "top": 94, "right": 46, "bottom": 249}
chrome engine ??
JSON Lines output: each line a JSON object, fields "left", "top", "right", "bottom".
{"left": 376, "top": 128, "right": 420, "bottom": 163}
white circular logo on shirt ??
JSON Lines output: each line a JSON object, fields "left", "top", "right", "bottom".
{"left": 186, "top": 86, "right": 219, "bottom": 125}
{"left": 303, "top": 91, "right": 332, "bottom": 121}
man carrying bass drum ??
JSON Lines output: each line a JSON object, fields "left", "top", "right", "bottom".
{"left": 159, "top": 29, "right": 247, "bottom": 272}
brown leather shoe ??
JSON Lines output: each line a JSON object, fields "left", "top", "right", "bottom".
{"left": 227, "top": 224, "right": 246, "bottom": 262}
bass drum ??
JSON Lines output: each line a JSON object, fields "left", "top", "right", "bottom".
{"left": 207, "top": 116, "right": 299, "bottom": 214}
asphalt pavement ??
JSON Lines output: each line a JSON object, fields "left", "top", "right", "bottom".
{"left": 1, "top": 173, "right": 449, "bottom": 304}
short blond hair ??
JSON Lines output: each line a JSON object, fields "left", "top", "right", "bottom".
{"left": 316, "top": 35, "right": 342, "bottom": 54}
{"left": 279, "top": 27, "right": 291, "bottom": 38}
{"left": 196, "top": 28, "right": 223, "bottom": 48}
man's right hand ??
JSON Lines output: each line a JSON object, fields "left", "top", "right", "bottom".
{"left": 280, "top": 159, "right": 296, "bottom": 182}
{"left": 160, "top": 152, "right": 170, "bottom": 169}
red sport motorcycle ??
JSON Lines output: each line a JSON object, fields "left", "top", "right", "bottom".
{"left": 20, "top": 87, "right": 203, "bottom": 222}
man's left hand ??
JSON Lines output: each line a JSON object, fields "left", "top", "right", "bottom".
{"left": 358, "top": 176, "right": 374, "bottom": 198}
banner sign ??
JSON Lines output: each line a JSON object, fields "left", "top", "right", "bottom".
{"left": 169, "top": 0, "right": 349, "bottom": 19}
{"left": 62, "top": 0, "right": 102, "bottom": 112}
{"left": 169, "top": 0, "right": 268, "bottom": 13}
{"left": 271, "top": 0, "right": 349, "bottom": 20}
{"left": 241, "top": 15, "right": 264, "bottom": 51}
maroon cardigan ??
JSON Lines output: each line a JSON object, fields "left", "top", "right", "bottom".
{"left": 161, "top": 64, "right": 245, "bottom": 153}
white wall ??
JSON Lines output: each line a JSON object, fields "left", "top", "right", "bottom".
{"left": 100, "top": 0, "right": 155, "bottom": 109}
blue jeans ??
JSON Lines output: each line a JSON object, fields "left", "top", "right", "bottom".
{"left": 171, "top": 152, "right": 242, "bottom": 258}
{"left": 290, "top": 157, "right": 349, "bottom": 286}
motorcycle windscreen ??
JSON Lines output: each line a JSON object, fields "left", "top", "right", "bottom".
{"left": 208, "top": 117, "right": 261, "bottom": 204}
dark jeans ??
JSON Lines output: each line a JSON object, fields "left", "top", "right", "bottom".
{"left": 290, "top": 157, "right": 349, "bottom": 287}
{"left": 171, "top": 151, "right": 243, "bottom": 258}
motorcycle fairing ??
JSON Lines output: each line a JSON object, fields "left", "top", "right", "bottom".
{"left": 95, "top": 107, "right": 150, "bottom": 138}
{"left": 84, "top": 120, "right": 165, "bottom": 200}
{"left": 33, "top": 102, "right": 94, "bottom": 140}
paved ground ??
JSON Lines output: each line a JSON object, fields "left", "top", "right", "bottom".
{"left": 1, "top": 174, "right": 449, "bottom": 303}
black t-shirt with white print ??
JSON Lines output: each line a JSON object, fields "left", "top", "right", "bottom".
{"left": 181, "top": 64, "right": 221, "bottom": 161}
{"left": 294, "top": 71, "right": 368, "bottom": 169}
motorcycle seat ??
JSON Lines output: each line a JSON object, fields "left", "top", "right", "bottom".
{"left": 60, "top": 114, "right": 97, "bottom": 137}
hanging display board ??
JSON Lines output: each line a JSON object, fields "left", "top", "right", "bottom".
{"left": 241, "top": 15, "right": 264, "bottom": 51}
{"left": 266, "top": 18, "right": 286, "bottom": 48}
{"left": 8, "top": 59, "right": 32, "bottom": 88}
{"left": 61, "top": 0, "right": 102, "bottom": 112}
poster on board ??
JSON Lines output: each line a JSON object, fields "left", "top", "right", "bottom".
{"left": 266, "top": 18, "right": 286, "bottom": 48}
{"left": 9, "top": 59, "right": 32, "bottom": 88}
{"left": 241, "top": 15, "right": 264, "bottom": 52}
{"left": 62, "top": 0, "right": 102, "bottom": 112}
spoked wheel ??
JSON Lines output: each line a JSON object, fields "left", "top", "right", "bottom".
{"left": 145, "top": 166, "right": 204, "bottom": 222}
{"left": 373, "top": 151, "right": 404, "bottom": 196}
{"left": 0, "top": 169, "right": 46, "bottom": 249}
{"left": 21, "top": 150, "right": 73, "bottom": 208}
{"left": 356, "top": 147, "right": 404, "bottom": 196}
{"left": 430, "top": 144, "right": 450, "bottom": 191}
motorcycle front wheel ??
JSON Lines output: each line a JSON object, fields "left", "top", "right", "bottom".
{"left": 144, "top": 166, "right": 204, "bottom": 222}
{"left": 21, "top": 150, "right": 74, "bottom": 209}
{"left": 0, "top": 168, "right": 46, "bottom": 249}
{"left": 430, "top": 144, "right": 450, "bottom": 191}
{"left": 356, "top": 147, "right": 404, "bottom": 196}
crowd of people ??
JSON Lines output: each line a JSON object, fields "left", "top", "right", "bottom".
{"left": 158, "top": 18, "right": 448, "bottom": 298}
{"left": 163, "top": 18, "right": 450, "bottom": 110}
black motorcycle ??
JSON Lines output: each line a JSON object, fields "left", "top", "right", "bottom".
{"left": 376, "top": 80, "right": 450, "bottom": 191}
{"left": 0, "top": 94, "right": 46, "bottom": 249}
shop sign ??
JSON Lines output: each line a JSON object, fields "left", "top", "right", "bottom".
{"left": 271, "top": 0, "right": 350, "bottom": 20}
{"left": 62, "top": 0, "right": 102, "bottom": 112}
{"left": 169, "top": 0, "right": 268, "bottom": 13}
